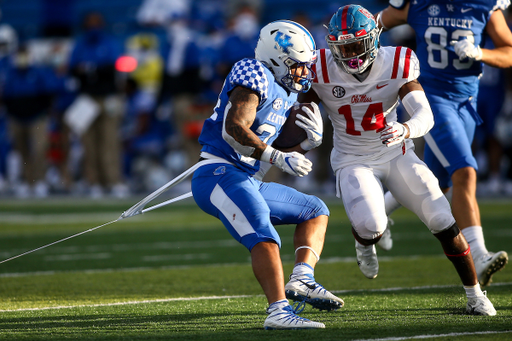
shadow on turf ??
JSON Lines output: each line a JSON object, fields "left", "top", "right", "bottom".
{"left": 0, "top": 311, "right": 267, "bottom": 333}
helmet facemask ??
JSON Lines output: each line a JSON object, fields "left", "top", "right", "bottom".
{"left": 325, "top": 5, "right": 381, "bottom": 75}
{"left": 279, "top": 55, "right": 317, "bottom": 93}
{"left": 327, "top": 29, "right": 380, "bottom": 74}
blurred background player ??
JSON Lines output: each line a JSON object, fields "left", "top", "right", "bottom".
{"left": 376, "top": 0, "right": 512, "bottom": 286}
{"left": 191, "top": 20, "right": 344, "bottom": 329}
{"left": 299, "top": 4, "right": 496, "bottom": 315}
{"left": 68, "top": 12, "right": 128, "bottom": 198}
{"left": 3, "top": 44, "right": 60, "bottom": 198}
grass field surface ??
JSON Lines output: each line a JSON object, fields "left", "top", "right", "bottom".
{"left": 0, "top": 196, "right": 510, "bottom": 340}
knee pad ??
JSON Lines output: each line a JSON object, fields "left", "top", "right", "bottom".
{"left": 352, "top": 226, "right": 383, "bottom": 246}
{"left": 350, "top": 213, "right": 387, "bottom": 245}
{"left": 434, "top": 223, "right": 470, "bottom": 256}
{"left": 433, "top": 222, "right": 460, "bottom": 241}
{"left": 422, "top": 195, "right": 456, "bottom": 234}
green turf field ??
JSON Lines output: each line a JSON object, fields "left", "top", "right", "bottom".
{"left": 0, "top": 196, "right": 510, "bottom": 340}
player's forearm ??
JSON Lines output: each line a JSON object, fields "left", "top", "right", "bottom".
{"left": 222, "top": 86, "right": 267, "bottom": 159}
{"left": 376, "top": 6, "right": 409, "bottom": 31}
{"left": 224, "top": 122, "right": 267, "bottom": 159}
{"left": 481, "top": 46, "right": 512, "bottom": 68}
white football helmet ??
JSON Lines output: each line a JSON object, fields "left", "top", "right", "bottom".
{"left": 255, "top": 20, "right": 317, "bottom": 93}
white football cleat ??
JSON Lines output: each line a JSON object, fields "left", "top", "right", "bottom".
{"left": 377, "top": 220, "right": 393, "bottom": 251}
{"left": 264, "top": 304, "right": 325, "bottom": 329}
{"left": 466, "top": 291, "right": 497, "bottom": 316}
{"left": 355, "top": 240, "right": 379, "bottom": 279}
{"left": 474, "top": 251, "right": 508, "bottom": 287}
{"left": 285, "top": 273, "right": 344, "bottom": 311}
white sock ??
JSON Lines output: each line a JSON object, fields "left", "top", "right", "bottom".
{"left": 464, "top": 283, "right": 484, "bottom": 298}
{"left": 461, "top": 225, "right": 488, "bottom": 260}
{"left": 384, "top": 191, "right": 402, "bottom": 216}
{"left": 292, "top": 262, "right": 314, "bottom": 277}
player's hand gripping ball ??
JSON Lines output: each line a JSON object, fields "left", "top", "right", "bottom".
{"left": 273, "top": 102, "right": 322, "bottom": 150}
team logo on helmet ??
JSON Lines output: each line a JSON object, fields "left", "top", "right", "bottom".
{"left": 274, "top": 32, "right": 293, "bottom": 53}
{"left": 332, "top": 86, "right": 346, "bottom": 98}
{"left": 358, "top": 8, "right": 373, "bottom": 19}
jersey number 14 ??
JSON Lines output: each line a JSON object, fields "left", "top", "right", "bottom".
{"left": 339, "top": 103, "right": 386, "bottom": 135}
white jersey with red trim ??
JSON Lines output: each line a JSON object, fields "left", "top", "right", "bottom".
{"left": 311, "top": 46, "right": 420, "bottom": 171}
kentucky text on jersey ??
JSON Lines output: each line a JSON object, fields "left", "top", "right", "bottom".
{"left": 428, "top": 17, "right": 473, "bottom": 28}
{"left": 266, "top": 112, "right": 287, "bottom": 125}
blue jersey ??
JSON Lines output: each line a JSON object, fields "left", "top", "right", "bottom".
{"left": 198, "top": 58, "right": 297, "bottom": 175}
{"left": 391, "top": 0, "right": 510, "bottom": 98}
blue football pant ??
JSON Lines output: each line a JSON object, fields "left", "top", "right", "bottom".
{"left": 192, "top": 163, "right": 329, "bottom": 251}
{"left": 423, "top": 93, "right": 479, "bottom": 189}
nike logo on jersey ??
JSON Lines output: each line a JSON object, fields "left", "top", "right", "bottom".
{"left": 298, "top": 279, "right": 316, "bottom": 290}
{"left": 376, "top": 83, "right": 389, "bottom": 89}
{"left": 461, "top": 7, "right": 472, "bottom": 13}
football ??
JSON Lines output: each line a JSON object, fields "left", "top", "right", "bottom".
{"left": 272, "top": 103, "right": 312, "bottom": 149}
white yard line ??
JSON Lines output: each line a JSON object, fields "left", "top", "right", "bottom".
{"left": 1, "top": 282, "right": 511, "bottom": 313}
{"left": 352, "top": 330, "right": 511, "bottom": 341}
{"left": 0, "top": 255, "right": 442, "bottom": 278}
{"left": 0, "top": 295, "right": 258, "bottom": 312}
{"left": 44, "top": 253, "right": 112, "bottom": 261}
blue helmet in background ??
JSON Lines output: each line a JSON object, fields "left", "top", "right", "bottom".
{"left": 326, "top": 5, "right": 381, "bottom": 74}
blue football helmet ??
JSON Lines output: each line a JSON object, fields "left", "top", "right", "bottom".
{"left": 255, "top": 20, "right": 317, "bottom": 93}
{"left": 326, "top": 5, "right": 381, "bottom": 74}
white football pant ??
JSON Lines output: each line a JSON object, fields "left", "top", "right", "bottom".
{"left": 335, "top": 150, "right": 455, "bottom": 241}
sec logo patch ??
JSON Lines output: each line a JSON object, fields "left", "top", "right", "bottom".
{"left": 332, "top": 86, "right": 346, "bottom": 98}
{"left": 272, "top": 98, "right": 283, "bottom": 110}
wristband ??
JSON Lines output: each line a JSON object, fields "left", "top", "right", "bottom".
{"left": 261, "top": 145, "right": 279, "bottom": 165}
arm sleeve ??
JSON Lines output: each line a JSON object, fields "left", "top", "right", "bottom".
{"left": 401, "top": 90, "right": 434, "bottom": 139}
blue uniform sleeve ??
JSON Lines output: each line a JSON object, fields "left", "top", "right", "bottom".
{"left": 389, "top": 0, "right": 409, "bottom": 10}
{"left": 493, "top": 0, "right": 510, "bottom": 11}
{"left": 228, "top": 59, "right": 269, "bottom": 102}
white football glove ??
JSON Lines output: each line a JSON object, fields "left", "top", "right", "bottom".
{"left": 380, "top": 122, "right": 407, "bottom": 147}
{"left": 450, "top": 40, "right": 482, "bottom": 61}
{"left": 273, "top": 151, "right": 312, "bottom": 177}
{"left": 261, "top": 146, "right": 312, "bottom": 177}
{"left": 295, "top": 102, "right": 323, "bottom": 151}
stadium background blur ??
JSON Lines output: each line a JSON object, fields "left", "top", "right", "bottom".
{"left": 0, "top": 0, "right": 511, "bottom": 199}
